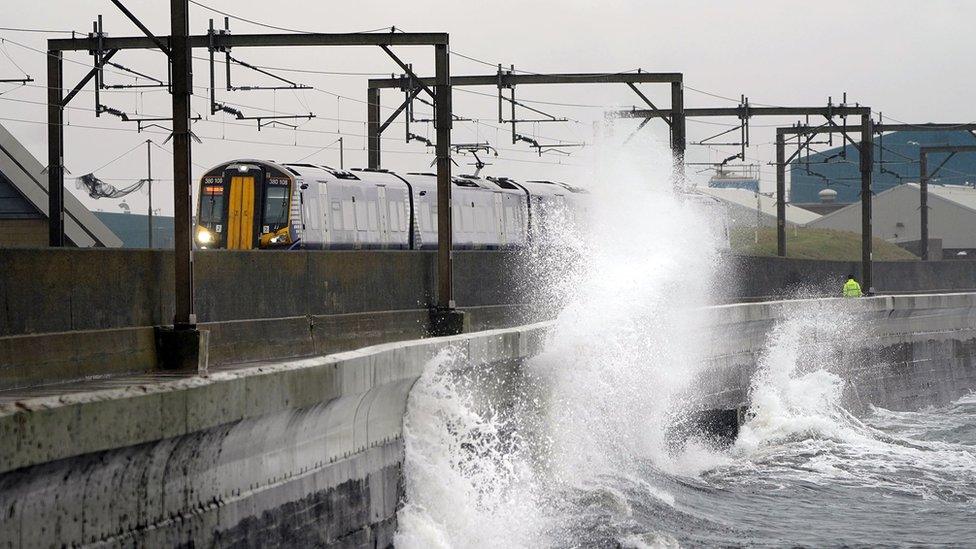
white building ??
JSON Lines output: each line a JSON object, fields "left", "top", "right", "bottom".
{"left": 697, "top": 186, "right": 821, "bottom": 228}
{"left": 808, "top": 183, "right": 976, "bottom": 254}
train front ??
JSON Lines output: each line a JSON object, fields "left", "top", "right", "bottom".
{"left": 195, "top": 160, "right": 297, "bottom": 249}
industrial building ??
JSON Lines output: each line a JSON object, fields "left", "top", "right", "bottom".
{"left": 0, "top": 123, "right": 120, "bottom": 248}
{"left": 699, "top": 186, "right": 820, "bottom": 227}
{"left": 808, "top": 183, "right": 976, "bottom": 258}
{"left": 94, "top": 211, "right": 175, "bottom": 249}
{"left": 790, "top": 130, "right": 976, "bottom": 204}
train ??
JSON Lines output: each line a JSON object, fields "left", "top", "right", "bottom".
{"left": 194, "top": 159, "right": 728, "bottom": 250}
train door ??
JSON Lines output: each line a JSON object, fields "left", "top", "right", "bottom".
{"left": 316, "top": 182, "right": 329, "bottom": 247}
{"left": 226, "top": 174, "right": 257, "bottom": 249}
{"left": 376, "top": 185, "right": 390, "bottom": 249}
{"left": 493, "top": 192, "right": 506, "bottom": 246}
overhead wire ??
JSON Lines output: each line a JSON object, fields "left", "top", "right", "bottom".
{"left": 3, "top": 14, "right": 835, "bottom": 169}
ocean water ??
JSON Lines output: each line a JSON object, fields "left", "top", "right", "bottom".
{"left": 393, "top": 143, "right": 976, "bottom": 548}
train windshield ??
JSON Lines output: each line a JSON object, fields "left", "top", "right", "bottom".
{"left": 263, "top": 186, "right": 289, "bottom": 225}
{"left": 200, "top": 184, "right": 225, "bottom": 225}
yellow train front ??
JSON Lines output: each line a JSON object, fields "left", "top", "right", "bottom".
{"left": 196, "top": 160, "right": 297, "bottom": 249}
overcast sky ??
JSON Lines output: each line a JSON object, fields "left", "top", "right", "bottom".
{"left": 2, "top": 1, "right": 974, "bottom": 215}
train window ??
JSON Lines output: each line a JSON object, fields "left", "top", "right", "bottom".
{"left": 200, "top": 190, "right": 224, "bottom": 225}
{"left": 263, "top": 186, "right": 290, "bottom": 225}
{"left": 492, "top": 179, "right": 520, "bottom": 190}
{"left": 453, "top": 179, "right": 480, "bottom": 188}
{"left": 368, "top": 202, "right": 378, "bottom": 231}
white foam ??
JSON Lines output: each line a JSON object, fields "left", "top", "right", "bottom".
{"left": 395, "top": 136, "right": 729, "bottom": 546}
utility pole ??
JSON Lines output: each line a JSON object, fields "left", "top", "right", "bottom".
{"left": 671, "top": 80, "right": 686, "bottom": 184}
{"left": 434, "top": 43, "right": 453, "bottom": 311}
{"left": 146, "top": 139, "right": 153, "bottom": 248}
{"left": 46, "top": 51, "right": 64, "bottom": 246}
{"left": 171, "top": 0, "right": 195, "bottom": 329}
{"left": 775, "top": 130, "right": 786, "bottom": 255}
{"left": 860, "top": 115, "right": 874, "bottom": 290}
{"left": 338, "top": 136, "right": 344, "bottom": 169}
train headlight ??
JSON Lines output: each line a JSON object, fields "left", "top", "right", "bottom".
{"left": 270, "top": 234, "right": 286, "bottom": 244}
{"left": 197, "top": 228, "right": 213, "bottom": 244}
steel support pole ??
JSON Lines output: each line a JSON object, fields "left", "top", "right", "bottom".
{"left": 47, "top": 50, "right": 64, "bottom": 246}
{"left": 434, "top": 43, "right": 453, "bottom": 309}
{"left": 919, "top": 153, "right": 929, "bottom": 261}
{"left": 776, "top": 131, "right": 786, "bottom": 257}
{"left": 171, "top": 0, "right": 195, "bottom": 327}
{"left": 670, "top": 81, "right": 686, "bottom": 184}
{"left": 860, "top": 115, "right": 874, "bottom": 291}
{"left": 147, "top": 140, "right": 153, "bottom": 249}
{"left": 367, "top": 87, "right": 381, "bottom": 169}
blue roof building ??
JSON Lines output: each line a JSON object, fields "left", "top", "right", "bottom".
{"left": 790, "top": 130, "right": 976, "bottom": 204}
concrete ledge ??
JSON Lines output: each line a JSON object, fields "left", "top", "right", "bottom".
{"left": 691, "top": 293, "right": 976, "bottom": 413}
{"left": 0, "top": 321, "right": 551, "bottom": 476}
{"left": 0, "top": 327, "right": 157, "bottom": 391}
{"left": 0, "top": 304, "right": 537, "bottom": 392}
{"left": 0, "top": 321, "right": 550, "bottom": 547}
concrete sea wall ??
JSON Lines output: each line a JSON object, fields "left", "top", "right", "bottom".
{"left": 0, "top": 323, "right": 548, "bottom": 547}
{"left": 3, "top": 248, "right": 975, "bottom": 390}
{"left": 3, "top": 294, "right": 976, "bottom": 547}
{"left": 694, "top": 293, "right": 976, "bottom": 413}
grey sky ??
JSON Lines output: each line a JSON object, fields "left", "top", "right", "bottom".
{"left": 2, "top": 0, "right": 973, "bottom": 215}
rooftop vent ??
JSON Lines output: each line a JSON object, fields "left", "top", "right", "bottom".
{"left": 818, "top": 188, "right": 838, "bottom": 203}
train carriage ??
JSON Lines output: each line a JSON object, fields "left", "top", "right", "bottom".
{"left": 194, "top": 158, "right": 629, "bottom": 251}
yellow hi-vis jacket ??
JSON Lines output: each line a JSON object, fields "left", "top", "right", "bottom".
{"left": 843, "top": 278, "right": 862, "bottom": 297}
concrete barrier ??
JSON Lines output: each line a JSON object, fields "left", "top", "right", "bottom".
{"left": 0, "top": 249, "right": 531, "bottom": 337}
{"left": 0, "top": 322, "right": 548, "bottom": 547}
{"left": 0, "top": 304, "right": 542, "bottom": 392}
{"left": 727, "top": 255, "right": 976, "bottom": 298}
{"left": 5, "top": 248, "right": 976, "bottom": 338}
{"left": 692, "top": 292, "right": 976, "bottom": 413}
{"left": 3, "top": 294, "right": 976, "bottom": 547}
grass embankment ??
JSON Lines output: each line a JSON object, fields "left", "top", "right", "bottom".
{"left": 731, "top": 227, "right": 919, "bottom": 261}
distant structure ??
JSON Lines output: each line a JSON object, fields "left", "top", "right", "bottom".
{"left": 808, "top": 183, "right": 976, "bottom": 259}
{"left": 699, "top": 187, "right": 820, "bottom": 227}
{"left": 0, "top": 123, "right": 120, "bottom": 248}
{"left": 793, "top": 188, "right": 847, "bottom": 216}
{"left": 707, "top": 164, "right": 759, "bottom": 193}
{"left": 790, "top": 130, "right": 976, "bottom": 204}
{"left": 94, "top": 211, "right": 175, "bottom": 249}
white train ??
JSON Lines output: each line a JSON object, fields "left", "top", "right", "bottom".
{"left": 194, "top": 159, "right": 728, "bottom": 250}
{"left": 195, "top": 159, "right": 590, "bottom": 250}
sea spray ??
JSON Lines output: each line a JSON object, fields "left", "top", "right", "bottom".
{"left": 395, "top": 348, "right": 549, "bottom": 548}
{"left": 396, "top": 139, "right": 730, "bottom": 546}
{"left": 735, "top": 300, "right": 862, "bottom": 453}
